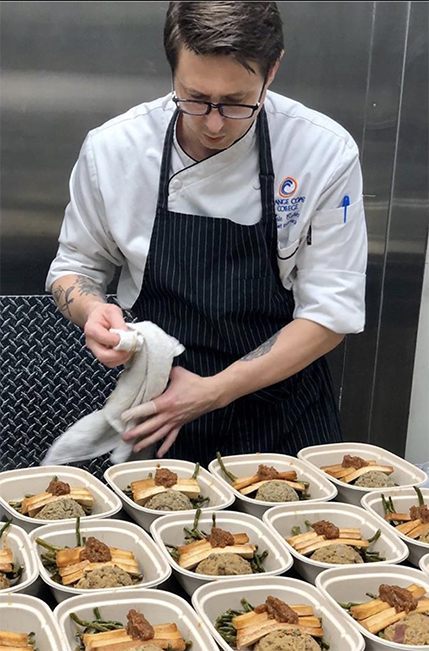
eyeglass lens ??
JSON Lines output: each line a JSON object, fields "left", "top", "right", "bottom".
{"left": 175, "top": 100, "right": 256, "bottom": 119}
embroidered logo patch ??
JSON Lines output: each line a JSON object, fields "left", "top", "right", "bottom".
{"left": 279, "top": 177, "right": 298, "bottom": 198}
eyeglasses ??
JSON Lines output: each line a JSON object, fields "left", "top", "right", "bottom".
{"left": 172, "top": 95, "right": 261, "bottom": 120}
{"left": 172, "top": 79, "right": 267, "bottom": 120}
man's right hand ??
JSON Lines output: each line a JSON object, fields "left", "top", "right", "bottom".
{"left": 84, "top": 303, "right": 132, "bottom": 367}
{"left": 52, "top": 275, "right": 132, "bottom": 368}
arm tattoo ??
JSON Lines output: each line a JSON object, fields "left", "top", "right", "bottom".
{"left": 240, "top": 331, "right": 281, "bottom": 362}
{"left": 53, "top": 276, "right": 105, "bottom": 319}
{"left": 53, "top": 284, "right": 75, "bottom": 319}
{"left": 76, "top": 276, "right": 106, "bottom": 300}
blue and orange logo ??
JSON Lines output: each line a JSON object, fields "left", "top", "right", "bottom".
{"left": 279, "top": 177, "right": 298, "bottom": 198}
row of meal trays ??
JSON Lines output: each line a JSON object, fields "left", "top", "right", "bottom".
{"left": 1, "top": 442, "right": 427, "bottom": 528}
{"left": 4, "top": 565, "right": 429, "bottom": 651}
{"left": 2, "top": 498, "right": 429, "bottom": 597}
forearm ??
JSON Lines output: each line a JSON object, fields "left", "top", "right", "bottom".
{"left": 212, "top": 318, "right": 344, "bottom": 408}
{"left": 51, "top": 275, "right": 107, "bottom": 328}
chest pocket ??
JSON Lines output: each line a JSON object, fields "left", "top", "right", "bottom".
{"left": 277, "top": 238, "right": 300, "bottom": 287}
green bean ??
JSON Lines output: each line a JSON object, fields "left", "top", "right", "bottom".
{"left": 8, "top": 501, "right": 22, "bottom": 512}
{"left": 191, "top": 463, "right": 200, "bottom": 480}
{"left": 166, "top": 544, "right": 180, "bottom": 561}
{"left": 35, "top": 537, "right": 64, "bottom": 553}
{"left": 415, "top": 485, "right": 425, "bottom": 506}
{"left": 241, "top": 598, "right": 254, "bottom": 612}
{"left": 291, "top": 525, "right": 302, "bottom": 536}
{"left": 251, "top": 548, "right": 268, "bottom": 573}
{"left": 123, "top": 486, "right": 133, "bottom": 499}
{"left": 190, "top": 495, "right": 210, "bottom": 509}
{"left": 192, "top": 508, "right": 202, "bottom": 532}
{"left": 0, "top": 519, "right": 12, "bottom": 538}
{"left": 381, "top": 493, "right": 394, "bottom": 516}
{"left": 216, "top": 451, "right": 237, "bottom": 483}
{"left": 367, "top": 528, "right": 381, "bottom": 544}
{"left": 70, "top": 611, "right": 123, "bottom": 631}
{"left": 75, "top": 516, "right": 81, "bottom": 547}
{"left": 338, "top": 601, "right": 361, "bottom": 609}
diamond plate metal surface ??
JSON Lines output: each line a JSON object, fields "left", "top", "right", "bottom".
{"left": 0, "top": 295, "right": 134, "bottom": 478}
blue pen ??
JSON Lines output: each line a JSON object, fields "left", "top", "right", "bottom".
{"left": 342, "top": 195, "right": 350, "bottom": 223}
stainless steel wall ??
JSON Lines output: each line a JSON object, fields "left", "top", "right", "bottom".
{"left": 1, "top": 2, "right": 428, "bottom": 453}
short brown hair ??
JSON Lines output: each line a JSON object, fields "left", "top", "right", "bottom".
{"left": 164, "top": 1, "right": 284, "bottom": 78}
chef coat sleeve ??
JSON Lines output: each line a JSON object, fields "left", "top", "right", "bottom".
{"left": 292, "top": 143, "right": 367, "bottom": 334}
{"left": 45, "top": 134, "right": 124, "bottom": 292}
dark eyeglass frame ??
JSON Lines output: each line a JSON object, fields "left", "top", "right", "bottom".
{"left": 172, "top": 80, "right": 266, "bottom": 120}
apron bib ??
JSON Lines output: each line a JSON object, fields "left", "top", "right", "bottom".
{"left": 133, "top": 109, "right": 342, "bottom": 466}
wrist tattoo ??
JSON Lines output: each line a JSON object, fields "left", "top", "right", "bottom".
{"left": 240, "top": 331, "right": 280, "bottom": 362}
{"left": 76, "top": 276, "right": 106, "bottom": 300}
{"left": 53, "top": 284, "right": 75, "bottom": 319}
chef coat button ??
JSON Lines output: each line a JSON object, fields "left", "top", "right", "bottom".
{"left": 170, "top": 178, "right": 182, "bottom": 190}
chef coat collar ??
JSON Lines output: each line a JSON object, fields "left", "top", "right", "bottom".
{"left": 171, "top": 112, "right": 258, "bottom": 180}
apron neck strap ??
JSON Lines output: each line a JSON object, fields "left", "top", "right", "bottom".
{"left": 157, "top": 105, "right": 275, "bottom": 214}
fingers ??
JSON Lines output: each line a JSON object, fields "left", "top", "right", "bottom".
{"left": 104, "top": 305, "right": 128, "bottom": 330}
{"left": 84, "top": 304, "right": 130, "bottom": 366}
{"left": 131, "top": 424, "right": 175, "bottom": 454}
{"left": 88, "top": 344, "right": 132, "bottom": 368}
{"left": 85, "top": 319, "right": 121, "bottom": 349}
{"left": 122, "top": 401, "right": 157, "bottom": 421}
{"left": 156, "top": 429, "right": 180, "bottom": 458}
{"left": 122, "top": 411, "right": 165, "bottom": 441}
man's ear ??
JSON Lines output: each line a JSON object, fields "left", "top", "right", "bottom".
{"left": 266, "top": 51, "right": 284, "bottom": 87}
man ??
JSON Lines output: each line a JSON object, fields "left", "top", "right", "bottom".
{"left": 46, "top": 2, "right": 367, "bottom": 466}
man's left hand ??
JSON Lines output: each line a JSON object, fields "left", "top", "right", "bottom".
{"left": 121, "top": 366, "right": 220, "bottom": 458}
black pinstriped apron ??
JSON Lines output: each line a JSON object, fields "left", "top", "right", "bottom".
{"left": 133, "top": 108, "right": 342, "bottom": 467}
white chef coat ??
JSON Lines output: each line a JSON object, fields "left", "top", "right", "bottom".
{"left": 46, "top": 90, "right": 367, "bottom": 334}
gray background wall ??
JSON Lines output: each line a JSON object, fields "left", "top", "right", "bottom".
{"left": 1, "top": 2, "right": 428, "bottom": 456}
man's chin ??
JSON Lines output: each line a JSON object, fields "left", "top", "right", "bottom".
{"left": 202, "top": 135, "right": 231, "bottom": 151}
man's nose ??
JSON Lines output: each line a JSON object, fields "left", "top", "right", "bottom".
{"left": 205, "top": 107, "right": 225, "bottom": 133}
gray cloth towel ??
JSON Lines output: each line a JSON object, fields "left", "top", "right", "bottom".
{"left": 41, "top": 321, "right": 184, "bottom": 465}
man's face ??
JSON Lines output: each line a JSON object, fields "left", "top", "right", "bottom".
{"left": 174, "top": 48, "right": 268, "bottom": 160}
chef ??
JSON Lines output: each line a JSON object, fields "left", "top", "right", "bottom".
{"left": 46, "top": 1, "right": 367, "bottom": 467}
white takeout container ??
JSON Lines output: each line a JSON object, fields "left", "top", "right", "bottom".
{"left": 316, "top": 564, "right": 429, "bottom": 650}
{"left": 298, "top": 442, "right": 427, "bottom": 507}
{"left": 54, "top": 587, "right": 219, "bottom": 651}
{"left": 0, "top": 522, "right": 39, "bottom": 595}
{"left": 29, "top": 517, "right": 171, "bottom": 602}
{"left": 104, "top": 458, "right": 235, "bottom": 531}
{"left": 362, "top": 487, "right": 429, "bottom": 566}
{"left": 208, "top": 452, "right": 337, "bottom": 518}
{"left": 419, "top": 552, "right": 429, "bottom": 576}
{"left": 0, "top": 465, "right": 122, "bottom": 533}
{"left": 192, "top": 574, "right": 365, "bottom": 651}
{"left": 0, "top": 593, "right": 65, "bottom": 650}
{"left": 150, "top": 509, "right": 293, "bottom": 596}
{"left": 262, "top": 500, "right": 409, "bottom": 584}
